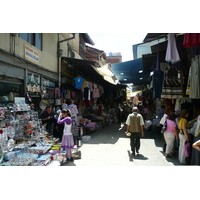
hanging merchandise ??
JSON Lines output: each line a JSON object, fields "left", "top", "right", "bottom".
{"left": 31, "top": 74, "right": 34, "bottom": 83}
{"left": 161, "top": 67, "right": 183, "bottom": 99}
{"left": 194, "top": 115, "right": 200, "bottom": 137}
{"left": 183, "top": 33, "right": 200, "bottom": 48}
{"left": 189, "top": 55, "right": 200, "bottom": 99}
{"left": 165, "top": 33, "right": 180, "bottom": 64}
{"left": 92, "top": 86, "right": 100, "bottom": 98}
{"left": 74, "top": 77, "right": 85, "bottom": 89}
{"left": 55, "top": 88, "right": 60, "bottom": 99}
{"left": 186, "top": 66, "right": 192, "bottom": 95}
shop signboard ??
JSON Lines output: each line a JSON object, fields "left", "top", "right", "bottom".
{"left": 14, "top": 97, "right": 25, "bottom": 103}
{"left": 25, "top": 44, "right": 39, "bottom": 64}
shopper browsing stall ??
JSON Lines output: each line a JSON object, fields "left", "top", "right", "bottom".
{"left": 39, "top": 106, "right": 55, "bottom": 135}
{"left": 178, "top": 109, "right": 190, "bottom": 164}
{"left": 163, "top": 112, "right": 179, "bottom": 158}
{"left": 53, "top": 110, "right": 64, "bottom": 142}
{"left": 57, "top": 109, "right": 74, "bottom": 162}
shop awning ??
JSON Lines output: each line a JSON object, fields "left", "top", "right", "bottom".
{"left": 92, "top": 63, "right": 119, "bottom": 85}
{"left": 143, "top": 33, "right": 168, "bottom": 43}
{"left": 142, "top": 51, "right": 167, "bottom": 73}
{"left": 111, "top": 58, "right": 151, "bottom": 85}
{"left": 62, "top": 57, "right": 118, "bottom": 86}
{"left": 62, "top": 57, "right": 100, "bottom": 68}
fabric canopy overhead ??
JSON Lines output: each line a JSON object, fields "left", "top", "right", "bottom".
{"left": 111, "top": 58, "right": 150, "bottom": 85}
{"left": 62, "top": 57, "right": 120, "bottom": 86}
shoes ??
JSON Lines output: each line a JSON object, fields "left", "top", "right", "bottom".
{"left": 69, "top": 157, "right": 74, "bottom": 162}
{"left": 136, "top": 150, "right": 139, "bottom": 154}
{"left": 131, "top": 152, "right": 135, "bottom": 156}
{"left": 165, "top": 155, "right": 172, "bottom": 158}
{"left": 171, "top": 152, "right": 176, "bottom": 155}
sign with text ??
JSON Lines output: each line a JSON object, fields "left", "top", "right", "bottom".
{"left": 25, "top": 44, "right": 39, "bottom": 64}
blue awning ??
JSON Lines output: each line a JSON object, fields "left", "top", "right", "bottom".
{"left": 111, "top": 58, "right": 151, "bottom": 85}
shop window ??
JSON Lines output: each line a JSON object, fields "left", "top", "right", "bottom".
{"left": 68, "top": 48, "right": 75, "bottom": 58}
{"left": 0, "top": 81, "right": 23, "bottom": 106}
{"left": 19, "top": 33, "right": 42, "bottom": 50}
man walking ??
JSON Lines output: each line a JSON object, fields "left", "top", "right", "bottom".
{"left": 126, "top": 107, "right": 144, "bottom": 156}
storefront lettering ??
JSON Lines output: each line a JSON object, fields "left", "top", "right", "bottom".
{"left": 25, "top": 52, "right": 39, "bottom": 61}
{"left": 25, "top": 44, "right": 39, "bottom": 64}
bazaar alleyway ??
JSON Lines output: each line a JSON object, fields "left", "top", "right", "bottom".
{"left": 62, "top": 123, "right": 183, "bottom": 166}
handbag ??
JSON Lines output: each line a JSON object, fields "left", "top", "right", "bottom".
{"left": 184, "top": 142, "right": 191, "bottom": 158}
{"left": 161, "top": 120, "right": 167, "bottom": 134}
{"left": 72, "top": 151, "right": 81, "bottom": 159}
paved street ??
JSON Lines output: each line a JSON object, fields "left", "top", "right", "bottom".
{"left": 62, "top": 123, "right": 183, "bottom": 166}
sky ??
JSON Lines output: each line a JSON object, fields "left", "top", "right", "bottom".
{"left": 88, "top": 33, "right": 147, "bottom": 62}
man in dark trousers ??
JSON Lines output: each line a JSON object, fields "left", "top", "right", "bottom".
{"left": 126, "top": 107, "right": 145, "bottom": 156}
{"left": 39, "top": 106, "right": 55, "bottom": 135}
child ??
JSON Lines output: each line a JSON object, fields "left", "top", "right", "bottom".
{"left": 57, "top": 109, "right": 74, "bottom": 162}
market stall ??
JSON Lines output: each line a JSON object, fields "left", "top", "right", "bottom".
{"left": 0, "top": 101, "right": 79, "bottom": 166}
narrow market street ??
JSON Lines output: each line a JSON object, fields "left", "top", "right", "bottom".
{"left": 62, "top": 123, "right": 183, "bottom": 166}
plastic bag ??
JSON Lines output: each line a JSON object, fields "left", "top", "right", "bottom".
{"left": 144, "top": 120, "right": 152, "bottom": 130}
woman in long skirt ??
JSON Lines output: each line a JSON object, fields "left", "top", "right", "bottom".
{"left": 178, "top": 109, "right": 189, "bottom": 164}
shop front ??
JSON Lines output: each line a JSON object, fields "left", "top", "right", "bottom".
{"left": 143, "top": 33, "right": 200, "bottom": 165}
{"left": 0, "top": 45, "right": 64, "bottom": 166}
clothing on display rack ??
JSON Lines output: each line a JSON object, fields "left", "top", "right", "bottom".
{"left": 161, "top": 67, "right": 183, "bottom": 99}
{"left": 165, "top": 33, "right": 181, "bottom": 64}
{"left": 189, "top": 55, "right": 200, "bottom": 99}
{"left": 153, "top": 70, "right": 164, "bottom": 99}
{"left": 74, "top": 77, "right": 85, "bottom": 89}
{"left": 183, "top": 33, "right": 200, "bottom": 48}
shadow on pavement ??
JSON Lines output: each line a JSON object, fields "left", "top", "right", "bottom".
{"left": 82, "top": 123, "right": 126, "bottom": 145}
{"left": 133, "top": 154, "right": 149, "bottom": 160}
{"left": 127, "top": 150, "right": 148, "bottom": 161}
{"left": 61, "top": 160, "right": 77, "bottom": 166}
{"left": 127, "top": 150, "right": 134, "bottom": 162}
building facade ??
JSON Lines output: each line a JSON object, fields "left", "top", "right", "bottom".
{"left": 0, "top": 33, "right": 94, "bottom": 109}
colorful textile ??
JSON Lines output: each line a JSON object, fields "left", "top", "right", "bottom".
{"left": 61, "top": 135, "right": 74, "bottom": 149}
{"left": 183, "top": 33, "right": 200, "bottom": 48}
{"left": 161, "top": 68, "right": 183, "bottom": 99}
{"left": 74, "top": 77, "right": 84, "bottom": 89}
{"left": 165, "top": 119, "right": 177, "bottom": 134}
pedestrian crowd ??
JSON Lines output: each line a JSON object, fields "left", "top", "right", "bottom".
{"left": 124, "top": 102, "right": 200, "bottom": 165}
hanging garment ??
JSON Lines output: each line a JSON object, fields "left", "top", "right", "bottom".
{"left": 165, "top": 33, "right": 180, "bottom": 64}
{"left": 74, "top": 77, "right": 85, "bottom": 89}
{"left": 189, "top": 55, "right": 200, "bottom": 99}
{"left": 186, "top": 66, "right": 192, "bottom": 95}
{"left": 183, "top": 33, "right": 200, "bottom": 48}
{"left": 92, "top": 88, "right": 100, "bottom": 98}
{"left": 153, "top": 70, "right": 164, "bottom": 98}
{"left": 156, "top": 43, "right": 160, "bottom": 71}
{"left": 161, "top": 67, "right": 183, "bottom": 99}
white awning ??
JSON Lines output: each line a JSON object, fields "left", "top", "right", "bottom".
{"left": 92, "top": 63, "right": 119, "bottom": 85}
